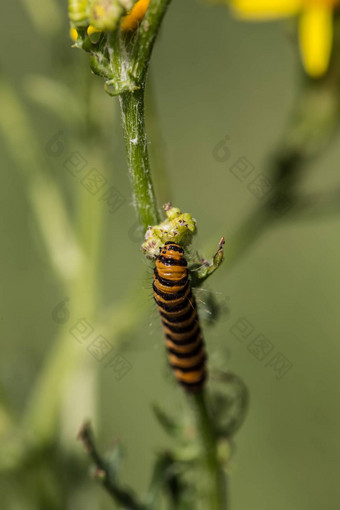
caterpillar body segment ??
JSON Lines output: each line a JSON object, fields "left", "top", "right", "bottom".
{"left": 153, "top": 242, "right": 207, "bottom": 391}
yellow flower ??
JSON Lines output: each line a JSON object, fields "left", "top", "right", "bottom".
{"left": 70, "top": 26, "right": 79, "bottom": 41}
{"left": 229, "top": 0, "right": 340, "bottom": 77}
{"left": 121, "top": 0, "right": 150, "bottom": 31}
{"left": 86, "top": 25, "right": 97, "bottom": 35}
{"left": 69, "top": 24, "right": 101, "bottom": 41}
{"left": 70, "top": 0, "right": 150, "bottom": 40}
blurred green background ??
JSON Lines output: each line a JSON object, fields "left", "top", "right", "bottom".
{"left": 1, "top": 0, "right": 340, "bottom": 508}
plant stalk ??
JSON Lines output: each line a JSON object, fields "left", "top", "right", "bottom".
{"left": 131, "top": 0, "right": 173, "bottom": 84}
{"left": 189, "top": 390, "right": 227, "bottom": 510}
{"left": 119, "top": 87, "right": 160, "bottom": 231}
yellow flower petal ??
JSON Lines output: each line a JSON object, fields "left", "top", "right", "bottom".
{"left": 70, "top": 26, "right": 78, "bottom": 42}
{"left": 87, "top": 25, "right": 100, "bottom": 35}
{"left": 299, "top": 5, "right": 333, "bottom": 77}
{"left": 230, "top": 0, "right": 301, "bottom": 19}
{"left": 121, "top": 0, "right": 150, "bottom": 31}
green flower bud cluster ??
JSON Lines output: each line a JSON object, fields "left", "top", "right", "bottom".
{"left": 141, "top": 204, "right": 196, "bottom": 259}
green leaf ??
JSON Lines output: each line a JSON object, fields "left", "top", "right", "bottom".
{"left": 152, "top": 403, "right": 182, "bottom": 437}
{"left": 209, "top": 371, "right": 249, "bottom": 438}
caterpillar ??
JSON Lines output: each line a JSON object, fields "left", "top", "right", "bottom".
{"left": 153, "top": 242, "right": 207, "bottom": 392}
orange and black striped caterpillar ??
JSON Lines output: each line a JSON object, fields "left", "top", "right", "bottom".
{"left": 153, "top": 242, "right": 206, "bottom": 392}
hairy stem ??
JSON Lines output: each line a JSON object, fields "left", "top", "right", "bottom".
{"left": 131, "top": 0, "right": 173, "bottom": 84}
{"left": 119, "top": 87, "right": 160, "bottom": 230}
{"left": 116, "top": 0, "right": 173, "bottom": 231}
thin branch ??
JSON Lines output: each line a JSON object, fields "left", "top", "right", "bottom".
{"left": 119, "top": 87, "right": 160, "bottom": 230}
{"left": 78, "top": 421, "right": 143, "bottom": 510}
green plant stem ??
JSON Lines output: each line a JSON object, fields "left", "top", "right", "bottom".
{"left": 24, "top": 159, "right": 103, "bottom": 447}
{"left": 189, "top": 391, "right": 227, "bottom": 510}
{"left": 131, "top": 0, "right": 173, "bottom": 84}
{"left": 78, "top": 421, "right": 143, "bottom": 510}
{"left": 20, "top": 72, "right": 103, "bottom": 444}
{"left": 119, "top": 87, "right": 160, "bottom": 230}
{"left": 119, "top": 5, "right": 227, "bottom": 507}
{"left": 0, "top": 77, "right": 82, "bottom": 285}
{"left": 116, "top": 0, "right": 173, "bottom": 231}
